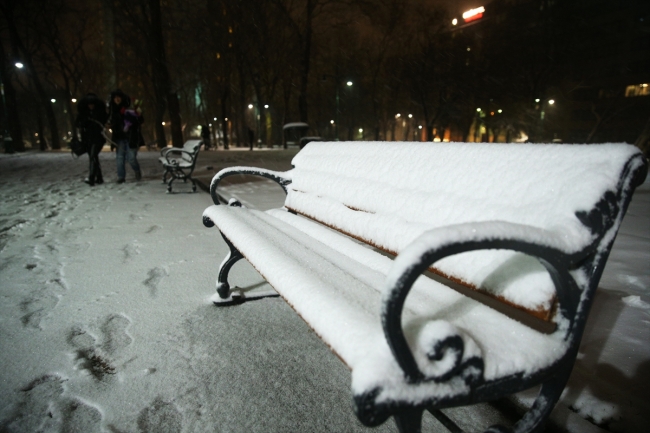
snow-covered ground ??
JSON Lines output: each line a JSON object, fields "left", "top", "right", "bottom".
{"left": 0, "top": 149, "right": 648, "bottom": 433}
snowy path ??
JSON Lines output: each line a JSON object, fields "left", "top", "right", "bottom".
{"left": 0, "top": 150, "right": 647, "bottom": 433}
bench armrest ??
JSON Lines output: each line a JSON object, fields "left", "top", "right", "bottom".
{"left": 209, "top": 166, "right": 293, "bottom": 206}
{"left": 162, "top": 149, "right": 197, "bottom": 165}
{"left": 160, "top": 147, "right": 177, "bottom": 157}
{"left": 382, "top": 221, "right": 593, "bottom": 384}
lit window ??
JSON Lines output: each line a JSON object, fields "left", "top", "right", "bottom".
{"left": 625, "top": 84, "right": 649, "bottom": 97}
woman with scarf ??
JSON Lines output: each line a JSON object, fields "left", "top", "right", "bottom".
{"left": 109, "top": 89, "right": 142, "bottom": 183}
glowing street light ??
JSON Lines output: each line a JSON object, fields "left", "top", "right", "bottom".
{"left": 330, "top": 120, "right": 335, "bottom": 124}
{"left": 15, "top": 62, "right": 24, "bottom": 69}
{"left": 548, "top": 99, "right": 555, "bottom": 105}
{"left": 395, "top": 113, "right": 401, "bottom": 118}
{"left": 535, "top": 99, "right": 540, "bottom": 103}
{"left": 162, "top": 122, "right": 166, "bottom": 125}
{"left": 264, "top": 104, "right": 269, "bottom": 109}
{"left": 346, "top": 81, "right": 353, "bottom": 87}
{"left": 248, "top": 104, "right": 253, "bottom": 109}
{"left": 408, "top": 114, "right": 413, "bottom": 118}
{"left": 476, "top": 108, "right": 481, "bottom": 112}
{"left": 452, "top": 18, "right": 458, "bottom": 25}
{"left": 51, "top": 99, "right": 56, "bottom": 103}
{"left": 71, "top": 98, "right": 77, "bottom": 103}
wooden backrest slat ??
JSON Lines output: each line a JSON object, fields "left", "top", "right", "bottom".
{"left": 284, "top": 142, "right": 642, "bottom": 323}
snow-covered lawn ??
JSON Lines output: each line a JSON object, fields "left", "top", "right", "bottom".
{"left": 0, "top": 149, "right": 647, "bottom": 432}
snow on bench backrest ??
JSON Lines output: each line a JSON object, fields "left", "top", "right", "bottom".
{"left": 183, "top": 140, "right": 202, "bottom": 153}
{"left": 285, "top": 141, "right": 642, "bottom": 322}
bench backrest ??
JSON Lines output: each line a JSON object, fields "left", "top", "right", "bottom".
{"left": 284, "top": 142, "right": 645, "bottom": 326}
{"left": 184, "top": 139, "right": 202, "bottom": 153}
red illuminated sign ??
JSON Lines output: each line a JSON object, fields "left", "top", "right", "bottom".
{"left": 463, "top": 6, "right": 485, "bottom": 23}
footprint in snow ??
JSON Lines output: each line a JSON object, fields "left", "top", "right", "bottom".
{"left": 59, "top": 398, "right": 104, "bottom": 433}
{"left": 144, "top": 266, "right": 169, "bottom": 297}
{"left": 137, "top": 397, "right": 183, "bottom": 433}
{"left": 67, "top": 314, "right": 133, "bottom": 381}
{"left": 146, "top": 224, "right": 162, "bottom": 234}
{"left": 19, "top": 289, "right": 60, "bottom": 329}
{"left": 0, "top": 374, "right": 65, "bottom": 432}
{"left": 101, "top": 314, "right": 133, "bottom": 356}
{"left": 0, "top": 374, "right": 102, "bottom": 432}
{"left": 123, "top": 241, "right": 141, "bottom": 262}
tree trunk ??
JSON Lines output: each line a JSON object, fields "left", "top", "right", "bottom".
{"left": 148, "top": 0, "right": 181, "bottom": 148}
{"left": 3, "top": 5, "right": 60, "bottom": 149}
{"left": 101, "top": 0, "right": 117, "bottom": 91}
{"left": 0, "top": 40, "right": 23, "bottom": 151}
{"left": 4, "top": 75, "right": 24, "bottom": 151}
{"left": 297, "top": 0, "right": 315, "bottom": 123}
{"left": 152, "top": 94, "right": 167, "bottom": 148}
{"left": 168, "top": 92, "right": 183, "bottom": 146}
{"left": 221, "top": 88, "right": 230, "bottom": 150}
{"left": 36, "top": 109, "right": 47, "bottom": 150}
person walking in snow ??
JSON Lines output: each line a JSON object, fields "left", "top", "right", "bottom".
{"left": 75, "top": 92, "right": 109, "bottom": 186}
{"left": 109, "top": 89, "right": 142, "bottom": 183}
{"left": 201, "top": 124, "right": 212, "bottom": 150}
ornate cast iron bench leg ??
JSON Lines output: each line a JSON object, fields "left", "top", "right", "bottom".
{"left": 496, "top": 364, "right": 572, "bottom": 433}
{"left": 167, "top": 175, "right": 176, "bottom": 193}
{"left": 213, "top": 231, "right": 280, "bottom": 305}
{"left": 213, "top": 233, "right": 245, "bottom": 305}
{"left": 394, "top": 408, "right": 424, "bottom": 433}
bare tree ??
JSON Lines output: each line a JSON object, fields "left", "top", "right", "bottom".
{"left": 0, "top": 36, "right": 23, "bottom": 151}
{"left": 0, "top": 0, "right": 61, "bottom": 149}
{"left": 112, "top": 0, "right": 182, "bottom": 148}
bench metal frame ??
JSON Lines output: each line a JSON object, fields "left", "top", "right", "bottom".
{"left": 160, "top": 140, "right": 203, "bottom": 193}
{"left": 202, "top": 155, "right": 647, "bottom": 433}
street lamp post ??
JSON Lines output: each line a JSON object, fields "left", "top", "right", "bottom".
{"left": 335, "top": 85, "right": 339, "bottom": 140}
{"left": 334, "top": 80, "right": 353, "bottom": 141}
{"left": 256, "top": 104, "right": 261, "bottom": 148}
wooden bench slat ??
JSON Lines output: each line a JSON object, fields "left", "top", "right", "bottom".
{"left": 285, "top": 142, "right": 641, "bottom": 319}
{"left": 203, "top": 205, "right": 568, "bottom": 388}
{"left": 202, "top": 141, "right": 647, "bottom": 432}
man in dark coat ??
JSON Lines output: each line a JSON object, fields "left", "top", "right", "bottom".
{"left": 75, "top": 93, "right": 109, "bottom": 186}
{"left": 201, "top": 125, "right": 211, "bottom": 150}
{"left": 109, "top": 89, "right": 142, "bottom": 183}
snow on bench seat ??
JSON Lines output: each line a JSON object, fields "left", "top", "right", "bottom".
{"left": 203, "top": 204, "right": 568, "bottom": 403}
{"left": 202, "top": 141, "right": 646, "bottom": 432}
{"left": 284, "top": 142, "right": 642, "bottom": 321}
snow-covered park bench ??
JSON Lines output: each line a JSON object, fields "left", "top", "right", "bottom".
{"left": 159, "top": 139, "right": 203, "bottom": 192}
{"left": 201, "top": 142, "right": 647, "bottom": 433}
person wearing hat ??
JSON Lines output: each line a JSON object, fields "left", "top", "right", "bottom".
{"left": 75, "top": 92, "right": 109, "bottom": 186}
{"left": 109, "top": 89, "right": 142, "bottom": 183}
